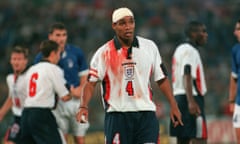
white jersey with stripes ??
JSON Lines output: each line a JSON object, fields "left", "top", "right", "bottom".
{"left": 88, "top": 36, "right": 166, "bottom": 112}
{"left": 172, "top": 43, "right": 207, "bottom": 96}
{"left": 6, "top": 72, "right": 27, "bottom": 116}
{"left": 24, "top": 62, "right": 69, "bottom": 108}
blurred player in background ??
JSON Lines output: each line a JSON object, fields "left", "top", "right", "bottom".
{"left": 228, "top": 19, "right": 240, "bottom": 143}
{"left": 19, "top": 40, "right": 73, "bottom": 144}
{"left": 170, "top": 20, "right": 208, "bottom": 144}
{"left": 0, "top": 46, "right": 29, "bottom": 144}
{"left": 76, "top": 7, "right": 183, "bottom": 144}
{"left": 34, "top": 22, "right": 89, "bottom": 144}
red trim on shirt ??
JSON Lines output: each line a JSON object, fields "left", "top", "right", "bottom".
{"left": 196, "top": 65, "right": 202, "bottom": 95}
{"left": 104, "top": 74, "right": 110, "bottom": 101}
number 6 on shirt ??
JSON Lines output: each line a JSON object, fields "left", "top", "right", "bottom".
{"left": 29, "top": 73, "right": 38, "bottom": 97}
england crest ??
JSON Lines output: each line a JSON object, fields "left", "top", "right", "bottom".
{"left": 125, "top": 66, "right": 134, "bottom": 78}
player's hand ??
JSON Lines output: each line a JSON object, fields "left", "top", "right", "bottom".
{"left": 229, "top": 103, "right": 235, "bottom": 113}
{"left": 170, "top": 102, "right": 184, "bottom": 127}
{"left": 76, "top": 106, "right": 89, "bottom": 123}
{"left": 188, "top": 100, "right": 201, "bottom": 116}
{"left": 70, "top": 85, "right": 83, "bottom": 99}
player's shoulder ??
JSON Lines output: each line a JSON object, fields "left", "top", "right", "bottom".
{"left": 30, "top": 62, "right": 63, "bottom": 76}
{"left": 176, "top": 43, "right": 195, "bottom": 52}
{"left": 66, "top": 44, "right": 83, "bottom": 52}
{"left": 30, "top": 62, "right": 56, "bottom": 70}
{"left": 41, "top": 62, "right": 61, "bottom": 70}
{"left": 136, "top": 36, "right": 156, "bottom": 45}
{"left": 174, "top": 43, "right": 196, "bottom": 57}
{"left": 136, "top": 36, "right": 159, "bottom": 53}
{"left": 66, "top": 44, "right": 86, "bottom": 58}
{"left": 6, "top": 73, "right": 14, "bottom": 82}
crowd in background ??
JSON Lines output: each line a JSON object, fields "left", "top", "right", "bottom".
{"left": 0, "top": 0, "right": 239, "bottom": 137}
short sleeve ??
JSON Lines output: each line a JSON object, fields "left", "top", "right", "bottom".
{"left": 50, "top": 65, "right": 69, "bottom": 98}
{"left": 88, "top": 47, "right": 106, "bottom": 82}
{"left": 151, "top": 42, "right": 166, "bottom": 81}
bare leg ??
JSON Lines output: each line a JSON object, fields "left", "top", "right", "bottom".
{"left": 236, "top": 128, "right": 240, "bottom": 144}
{"left": 74, "top": 136, "right": 85, "bottom": 144}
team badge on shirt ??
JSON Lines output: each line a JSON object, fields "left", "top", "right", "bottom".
{"left": 67, "top": 59, "right": 74, "bottom": 68}
{"left": 124, "top": 65, "right": 134, "bottom": 78}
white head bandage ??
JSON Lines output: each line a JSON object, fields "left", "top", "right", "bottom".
{"left": 112, "top": 7, "right": 134, "bottom": 23}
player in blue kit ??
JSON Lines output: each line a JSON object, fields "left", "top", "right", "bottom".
{"left": 228, "top": 19, "right": 240, "bottom": 143}
{"left": 34, "top": 22, "right": 89, "bottom": 144}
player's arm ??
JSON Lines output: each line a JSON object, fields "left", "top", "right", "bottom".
{"left": 157, "top": 77, "right": 183, "bottom": 127}
{"left": 72, "top": 49, "right": 89, "bottom": 99}
{"left": 70, "top": 74, "right": 88, "bottom": 99}
{"left": 183, "top": 64, "right": 201, "bottom": 115}
{"left": 0, "top": 96, "right": 13, "bottom": 122}
{"left": 76, "top": 81, "right": 97, "bottom": 123}
{"left": 229, "top": 74, "right": 237, "bottom": 112}
{"left": 60, "top": 93, "right": 73, "bottom": 102}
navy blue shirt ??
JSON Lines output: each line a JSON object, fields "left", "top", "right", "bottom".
{"left": 231, "top": 43, "right": 240, "bottom": 105}
{"left": 34, "top": 44, "right": 88, "bottom": 87}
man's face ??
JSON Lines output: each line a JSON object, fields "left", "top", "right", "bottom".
{"left": 234, "top": 22, "right": 240, "bottom": 42}
{"left": 193, "top": 25, "right": 208, "bottom": 46}
{"left": 112, "top": 16, "right": 135, "bottom": 43}
{"left": 10, "top": 52, "right": 28, "bottom": 73}
{"left": 48, "top": 29, "right": 67, "bottom": 51}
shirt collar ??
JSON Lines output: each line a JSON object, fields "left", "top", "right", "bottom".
{"left": 113, "top": 36, "right": 139, "bottom": 50}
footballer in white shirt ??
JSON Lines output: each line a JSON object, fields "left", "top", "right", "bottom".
{"left": 170, "top": 20, "right": 208, "bottom": 144}
{"left": 19, "top": 40, "right": 73, "bottom": 144}
{"left": 77, "top": 7, "right": 183, "bottom": 144}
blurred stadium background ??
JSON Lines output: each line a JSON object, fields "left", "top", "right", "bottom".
{"left": 0, "top": 0, "right": 239, "bottom": 143}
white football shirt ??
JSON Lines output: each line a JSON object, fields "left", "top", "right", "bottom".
{"left": 88, "top": 36, "right": 166, "bottom": 112}
{"left": 172, "top": 43, "right": 207, "bottom": 96}
{"left": 24, "top": 62, "right": 69, "bottom": 108}
{"left": 6, "top": 73, "right": 27, "bottom": 116}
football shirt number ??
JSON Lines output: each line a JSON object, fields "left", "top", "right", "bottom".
{"left": 126, "top": 81, "right": 134, "bottom": 96}
{"left": 29, "top": 73, "right": 38, "bottom": 97}
{"left": 112, "top": 133, "right": 120, "bottom": 144}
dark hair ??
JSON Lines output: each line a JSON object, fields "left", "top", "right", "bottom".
{"left": 48, "top": 22, "right": 67, "bottom": 34}
{"left": 11, "top": 46, "right": 29, "bottom": 59}
{"left": 40, "top": 40, "right": 59, "bottom": 58}
{"left": 184, "top": 20, "right": 204, "bottom": 38}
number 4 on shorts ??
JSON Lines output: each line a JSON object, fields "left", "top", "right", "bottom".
{"left": 113, "top": 133, "right": 120, "bottom": 144}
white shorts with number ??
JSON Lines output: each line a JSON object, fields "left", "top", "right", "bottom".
{"left": 53, "top": 99, "right": 90, "bottom": 136}
{"left": 233, "top": 104, "right": 240, "bottom": 128}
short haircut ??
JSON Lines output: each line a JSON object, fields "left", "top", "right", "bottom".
{"left": 48, "top": 22, "right": 66, "bottom": 34}
{"left": 40, "top": 40, "right": 59, "bottom": 58}
{"left": 11, "top": 46, "right": 29, "bottom": 59}
{"left": 184, "top": 20, "right": 204, "bottom": 38}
